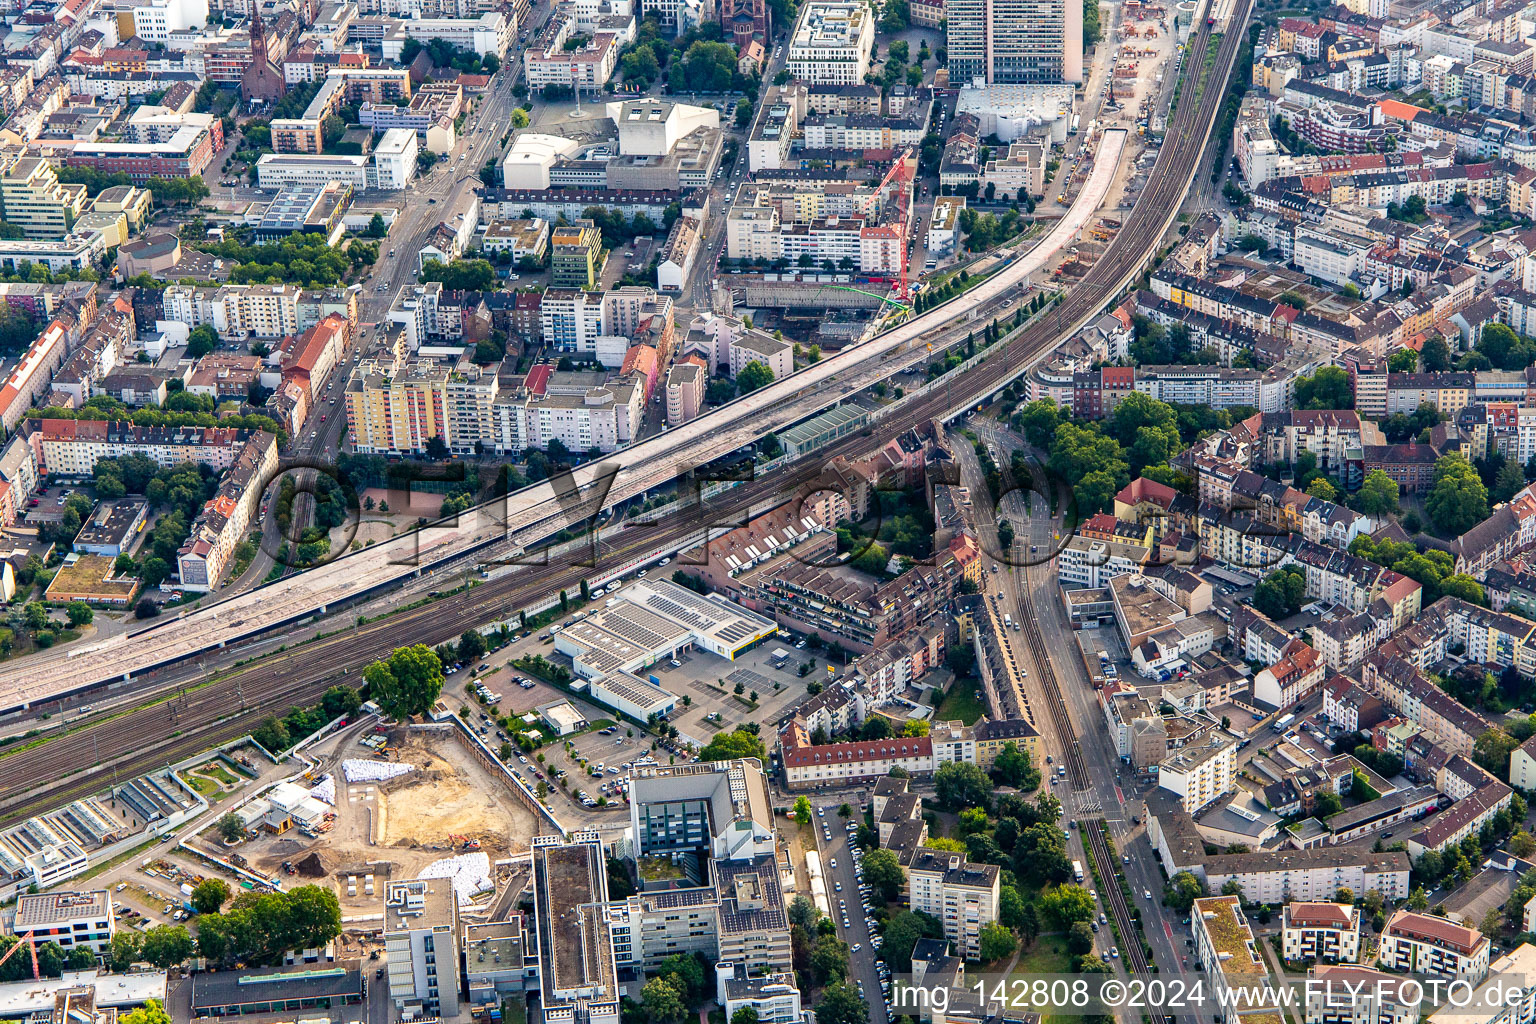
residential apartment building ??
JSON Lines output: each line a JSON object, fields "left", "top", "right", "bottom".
{"left": 906, "top": 848, "right": 999, "bottom": 961}
{"left": 1158, "top": 735, "right": 1236, "bottom": 814}
{"left": 786, "top": 1, "right": 874, "bottom": 84}
{"left": 1378, "top": 911, "right": 1490, "bottom": 982}
{"left": 1282, "top": 902, "right": 1361, "bottom": 964}
{"left": 551, "top": 220, "right": 604, "bottom": 289}
{"left": 1306, "top": 965, "right": 1421, "bottom": 1024}
{"left": 163, "top": 284, "right": 302, "bottom": 339}
{"left": 1192, "top": 896, "right": 1273, "bottom": 1005}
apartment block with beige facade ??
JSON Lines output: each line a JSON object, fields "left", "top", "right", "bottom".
{"left": 906, "top": 848, "right": 999, "bottom": 961}
{"left": 1158, "top": 734, "right": 1236, "bottom": 814}
{"left": 1377, "top": 910, "right": 1490, "bottom": 982}
{"left": 1282, "top": 902, "right": 1361, "bottom": 964}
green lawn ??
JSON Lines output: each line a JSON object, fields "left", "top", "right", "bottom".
{"left": 180, "top": 773, "right": 220, "bottom": 797}
{"left": 197, "top": 764, "right": 240, "bottom": 786}
{"left": 935, "top": 684, "right": 987, "bottom": 725}
{"left": 1010, "top": 936, "right": 1073, "bottom": 976}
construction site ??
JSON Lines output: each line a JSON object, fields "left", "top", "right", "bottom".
{"left": 218, "top": 722, "right": 546, "bottom": 933}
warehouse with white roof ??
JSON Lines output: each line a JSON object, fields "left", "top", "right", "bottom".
{"left": 553, "top": 579, "right": 778, "bottom": 721}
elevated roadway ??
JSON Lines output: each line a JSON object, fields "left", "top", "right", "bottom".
{"left": 0, "top": 0, "right": 1249, "bottom": 816}
{"left": 0, "top": 132, "right": 1126, "bottom": 709}
{"left": 0, "top": 3, "right": 1246, "bottom": 745}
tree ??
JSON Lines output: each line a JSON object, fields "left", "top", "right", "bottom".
{"left": 1478, "top": 323, "right": 1536, "bottom": 371}
{"left": 697, "top": 728, "right": 767, "bottom": 763}
{"left": 1421, "top": 335, "right": 1453, "bottom": 372}
{"left": 979, "top": 921, "right": 1017, "bottom": 961}
{"left": 119, "top": 1002, "right": 171, "bottom": 1024}
{"left": 1495, "top": 458, "right": 1528, "bottom": 504}
{"left": 788, "top": 894, "right": 821, "bottom": 930}
{"left": 1357, "top": 470, "right": 1401, "bottom": 517}
{"left": 109, "top": 932, "right": 143, "bottom": 972}
{"left": 863, "top": 848, "right": 905, "bottom": 903}
{"left": 187, "top": 326, "right": 218, "bottom": 358}
{"left": 992, "top": 742, "right": 1040, "bottom": 789}
{"left": 815, "top": 981, "right": 867, "bottom": 1024}
{"left": 734, "top": 97, "right": 754, "bottom": 128}
{"left": 1475, "top": 727, "right": 1520, "bottom": 779}
{"left": 810, "top": 934, "right": 851, "bottom": 984}
{"left": 794, "top": 795, "right": 812, "bottom": 825}
{"left": 641, "top": 977, "right": 686, "bottom": 1024}
{"left": 736, "top": 360, "right": 775, "bottom": 394}
{"left": 139, "top": 925, "right": 194, "bottom": 968}
{"left": 363, "top": 644, "right": 444, "bottom": 719}
{"left": 934, "top": 761, "right": 992, "bottom": 812}
{"left": 656, "top": 954, "right": 706, "bottom": 1005}
{"left": 321, "top": 685, "right": 361, "bottom": 720}
{"left": 732, "top": 1009, "right": 760, "bottom": 1024}
{"left": 191, "top": 878, "right": 231, "bottom": 915}
{"left": 1408, "top": 885, "right": 1430, "bottom": 912}
{"left": 1295, "top": 366, "right": 1354, "bottom": 409}
{"left": 458, "top": 629, "right": 487, "bottom": 663}
{"left": 1440, "top": 574, "right": 1486, "bottom": 605}
{"left": 1254, "top": 565, "right": 1306, "bottom": 619}
{"left": 217, "top": 812, "right": 246, "bottom": 843}
{"left": 1426, "top": 454, "right": 1490, "bottom": 534}
{"left": 1039, "top": 884, "right": 1096, "bottom": 928}
{"left": 1164, "top": 870, "right": 1206, "bottom": 911}
{"left": 1067, "top": 920, "right": 1095, "bottom": 956}
{"left": 1315, "top": 790, "right": 1344, "bottom": 818}
{"left": 1388, "top": 348, "right": 1419, "bottom": 373}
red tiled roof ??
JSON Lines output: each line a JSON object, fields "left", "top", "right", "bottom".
{"left": 1285, "top": 902, "right": 1354, "bottom": 928}
{"left": 782, "top": 736, "right": 934, "bottom": 769}
{"left": 1384, "top": 910, "right": 1484, "bottom": 954}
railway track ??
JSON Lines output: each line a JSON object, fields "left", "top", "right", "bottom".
{"left": 0, "top": 0, "right": 1253, "bottom": 819}
{"left": 994, "top": 10, "right": 1254, "bottom": 1013}
{"left": 1015, "top": 551, "right": 1163, "bottom": 1022}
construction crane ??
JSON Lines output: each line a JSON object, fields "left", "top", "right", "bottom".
{"left": 828, "top": 283, "right": 911, "bottom": 312}
{"left": 0, "top": 931, "right": 40, "bottom": 980}
{"left": 871, "top": 147, "right": 917, "bottom": 305}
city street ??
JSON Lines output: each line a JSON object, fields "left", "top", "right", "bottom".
{"left": 954, "top": 415, "right": 1187, "bottom": 978}
{"left": 813, "top": 804, "right": 889, "bottom": 1024}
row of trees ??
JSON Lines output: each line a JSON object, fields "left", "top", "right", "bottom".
{"left": 187, "top": 229, "right": 353, "bottom": 288}
{"left": 1348, "top": 534, "right": 1485, "bottom": 606}
{"left": 1012, "top": 391, "right": 1247, "bottom": 513}
{"left": 37, "top": 395, "right": 286, "bottom": 445}
{"left": 618, "top": 18, "right": 754, "bottom": 94}
{"left": 195, "top": 885, "right": 342, "bottom": 966}
{"left": 250, "top": 684, "right": 362, "bottom": 754}
{"left": 419, "top": 258, "right": 496, "bottom": 291}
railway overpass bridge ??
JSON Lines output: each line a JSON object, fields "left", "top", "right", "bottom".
{"left": 0, "top": 1, "right": 1250, "bottom": 716}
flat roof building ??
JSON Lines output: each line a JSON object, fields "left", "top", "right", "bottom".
{"left": 191, "top": 962, "right": 365, "bottom": 1017}
{"left": 13, "top": 891, "right": 114, "bottom": 953}
{"left": 786, "top": 1, "right": 874, "bottom": 84}
{"left": 71, "top": 501, "right": 146, "bottom": 558}
{"left": 628, "top": 758, "right": 775, "bottom": 863}
{"left": 532, "top": 834, "right": 621, "bottom": 1024}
